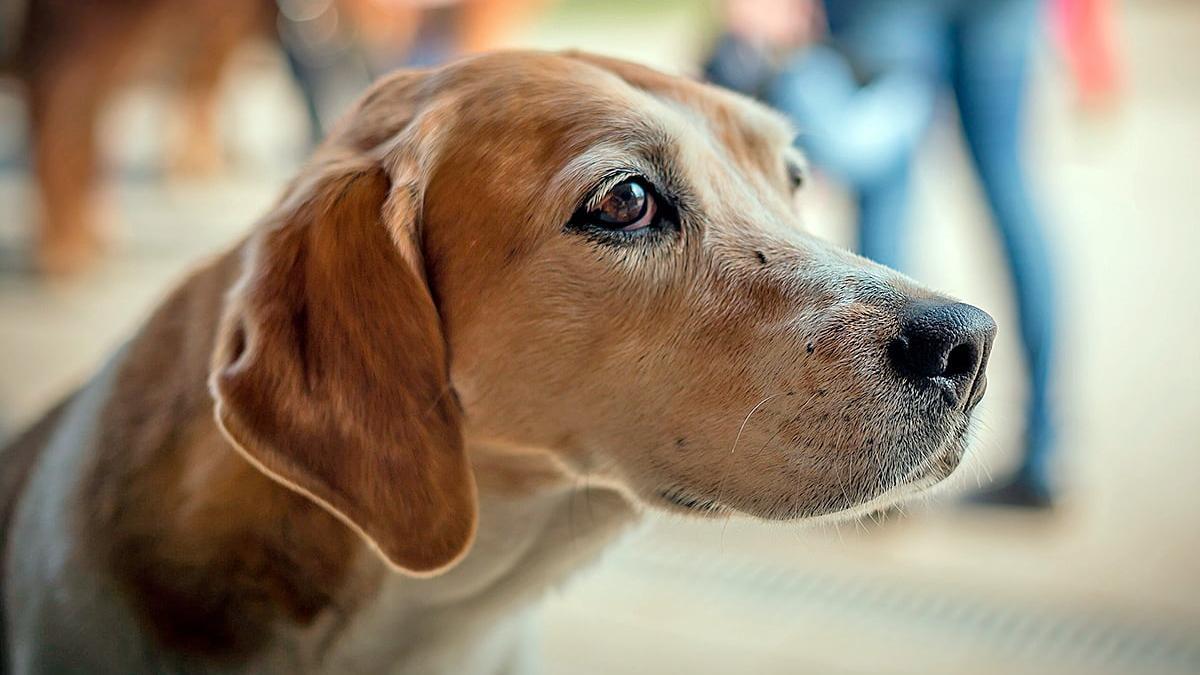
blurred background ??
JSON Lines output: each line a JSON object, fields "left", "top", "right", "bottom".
{"left": 0, "top": 0, "right": 1197, "bottom": 673}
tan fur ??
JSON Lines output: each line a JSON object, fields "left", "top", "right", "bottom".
{"left": 2, "top": 51, "right": 990, "bottom": 673}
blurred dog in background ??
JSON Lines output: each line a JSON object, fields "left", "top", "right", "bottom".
{"left": 0, "top": 0, "right": 539, "bottom": 275}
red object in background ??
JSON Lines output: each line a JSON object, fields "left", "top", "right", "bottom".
{"left": 1052, "top": 0, "right": 1124, "bottom": 110}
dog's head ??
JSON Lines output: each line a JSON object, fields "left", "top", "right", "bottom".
{"left": 210, "top": 51, "right": 995, "bottom": 576}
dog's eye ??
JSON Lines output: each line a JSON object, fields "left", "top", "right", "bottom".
{"left": 786, "top": 160, "right": 805, "bottom": 191}
{"left": 585, "top": 178, "right": 657, "bottom": 231}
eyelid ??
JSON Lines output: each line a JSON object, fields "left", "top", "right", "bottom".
{"left": 584, "top": 171, "right": 642, "bottom": 211}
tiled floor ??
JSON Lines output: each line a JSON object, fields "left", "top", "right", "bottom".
{"left": 1, "top": 2, "right": 1197, "bottom": 673}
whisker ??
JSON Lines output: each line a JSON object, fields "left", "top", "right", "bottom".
{"left": 749, "top": 388, "right": 823, "bottom": 460}
{"left": 720, "top": 511, "right": 734, "bottom": 551}
{"left": 584, "top": 472, "right": 596, "bottom": 525}
{"left": 729, "top": 392, "right": 791, "bottom": 456}
{"left": 568, "top": 474, "right": 581, "bottom": 552}
{"left": 714, "top": 391, "right": 791, "bottom": 509}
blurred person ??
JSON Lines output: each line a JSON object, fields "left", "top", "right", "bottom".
{"left": 348, "top": 0, "right": 543, "bottom": 68}
{"left": 706, "top": 0, "right": 1060, "bottom": 509}
{"left": 280, "top": 0, "right": 545, "bottom": 140}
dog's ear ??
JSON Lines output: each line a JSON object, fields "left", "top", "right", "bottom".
{"left": 210, "top": 160, "right": 476, "bottom": 577}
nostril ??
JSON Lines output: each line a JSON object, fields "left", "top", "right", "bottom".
{"left": 944, "top": 342, "right": 978, "bottom": 379}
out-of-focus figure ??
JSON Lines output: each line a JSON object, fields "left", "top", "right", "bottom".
{"left": 3, "top": 0, "right": 275, "bottom": 275}
{"left": 281, "top": 0, "right": 544, "bottom": 142}
{"left": 706, "top": 0, "right": 1062, "bottom": 509}
{"left": 0, "top": 0, "right": 541, "bottom": 275}
{"left": 1051, "top": 0, "right": 1123, "bottom": 111}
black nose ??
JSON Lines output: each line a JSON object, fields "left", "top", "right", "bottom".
{"left": 889, "top": 301, "right": 997, "bottom": 409}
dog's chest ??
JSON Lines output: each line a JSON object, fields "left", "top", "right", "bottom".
{"left": 312, "top": 483, "right": 636, "bottom": 675}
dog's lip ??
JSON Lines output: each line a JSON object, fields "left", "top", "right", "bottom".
{"left": 655, "top": 426, "right": 969, "bottom": 520}
{"left": 964, "top": 371, "right": 988, "bottom": 412}
{"left": 900, "top": 426, "right": 971, "bottom": 487}
{"left": 656, "top": 487, "right": 726, "bottom": 514}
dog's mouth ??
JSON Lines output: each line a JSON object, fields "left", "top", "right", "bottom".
{"left": 653, "top": 424, "right": 972, "bottom": 521}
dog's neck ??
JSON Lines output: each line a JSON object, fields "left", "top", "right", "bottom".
{"left": 79, "top": 250, "right": 637, "bottom": 669}
{"left": 309, "top": 443, "right": 636, "bottom": 672}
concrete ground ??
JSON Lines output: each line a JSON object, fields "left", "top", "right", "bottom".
{"left": 1, "top": 1, "right": 1198, "bottom": 673}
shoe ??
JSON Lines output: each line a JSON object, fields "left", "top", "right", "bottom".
{"left": 968, "top": 475, "right": 1055, "bottom": 510}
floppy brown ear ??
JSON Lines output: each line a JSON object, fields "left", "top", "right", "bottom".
{"left": 210, "top": 162, "right": 476, "bottom": 576}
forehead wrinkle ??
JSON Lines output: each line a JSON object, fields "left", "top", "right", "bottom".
{"left": 650, "top": 102, "right": 775, "bottom": 208}
{"left": 667, "top": 128, "right": 804, "bottom": 253}
{"left": 701, "top": 85, "right": 798, "bottom": 150}
{"left": 673, "top": 94, "right": 795, "bottom": 179}
{"left": 568, "top": 49, "right": 795, "bottom": 148}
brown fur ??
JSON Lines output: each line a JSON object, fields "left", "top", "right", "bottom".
{"left": 75, "top": 247, "right": 361, "bottom": 658}
{"left": 210, "top": 162, "right": 477, "bottom": 577}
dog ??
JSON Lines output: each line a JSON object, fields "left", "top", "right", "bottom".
{"left": 2, "top": 0, "right": 543, "bottom": 276}
{"left": 4, "top": 0, "right": 276, "bottom": 274}
{"left": 0, "top": 50, "right": 996, "bottom": 673}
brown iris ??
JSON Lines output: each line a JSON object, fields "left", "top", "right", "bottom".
{"left": 591, "top": 179, "right": 656, "bottom": 230}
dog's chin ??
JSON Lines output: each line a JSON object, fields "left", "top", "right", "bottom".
{"left": 655, "top": 487, "right": 731, "bottom": 517}
{"left": 652, "top": 429, "right": 970, "bottom": 523}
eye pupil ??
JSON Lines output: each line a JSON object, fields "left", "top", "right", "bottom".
{"left": 597, "top": 180, "right": 647, "bottom": 225}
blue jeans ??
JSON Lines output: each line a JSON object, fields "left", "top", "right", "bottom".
{"left": 770, "top": 0, "right": 1058, "bottom": 489}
